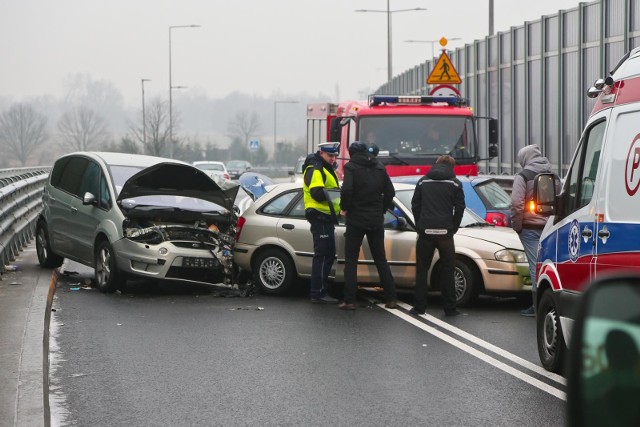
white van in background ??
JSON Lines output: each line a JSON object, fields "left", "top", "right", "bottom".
{"left": 532, "top": 47, "right": 640, "bottom": 373}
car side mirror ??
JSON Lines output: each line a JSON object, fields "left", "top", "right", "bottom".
{"left": 566, "top": 275, "right": 640, "bottom": 427}
{"left": 395, "top": 216, "right": 408, "bottom": 229}
{"left": 532, "top": 173, "right": 560, "bottom": 215}
{"left": 288, "top": 170, "right": 295, "bottom": 176}
{"left": 83, "top": 192, "right": 97, "bottom": 206}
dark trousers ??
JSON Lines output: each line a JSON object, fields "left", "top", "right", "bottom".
{"left": 309, "top": 220, "right": 336, "bottom": 299}
{"left": 343, "top": 224, "right": 397, "bottom": 304}
{"left": 413, "top": 234, "right": 456, "bottom": 313}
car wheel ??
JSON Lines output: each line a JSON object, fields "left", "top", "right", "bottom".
{"left": 253, "top": 248, "right": 295, "bottom": 295}
{"left": 453, "top": 260, "right": 480, "bottom": 307}
{"left": 35, "top": 220, "right": 63, "bottom": 268}
{"left": 537, "top": 289, "right": 566, "bottom": 373}
{"left": 94, "top": 240, "right": 125, "bottom": 293}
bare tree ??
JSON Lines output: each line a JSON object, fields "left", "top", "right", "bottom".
{"left": 0, "top": 103, "right": 48, "bottom": 165}
{"left": 143, "top": 98, "right": 171, "bottom": 156}
{"left": 227, "top": 110, "right": 262, "bottom": 145}
{"left": 57, "top": 106, "right": 109, "bottom": 151}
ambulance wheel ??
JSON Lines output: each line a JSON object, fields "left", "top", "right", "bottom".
{"left": 253, "top": 248, "right": 295, "bottom": 295}
{"left": 537, "top": 289, "right": 566, "bottom": 374}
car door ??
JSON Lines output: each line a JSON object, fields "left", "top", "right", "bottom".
{"left": 333, "top": 201, "right": 417, "bottom": 286}
{"left": 594, "top": 104, "right": 640, "bottom": 279}
{"left": 48, "top": 156, "right": 89, "bottom": 257}
{"left": 551, "top": 118, "right": 607, "bottom": 293}
{"left": 270, "top": 190, "right": 316, "bottom": 277}
{"left": 73, "top": 160, "right": 110, "bottom": 264}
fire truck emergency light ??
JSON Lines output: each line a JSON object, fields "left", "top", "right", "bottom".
{"left": 368, "top": 95, "right": 469, "bottom": 107}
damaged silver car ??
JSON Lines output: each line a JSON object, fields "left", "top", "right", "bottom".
{"left": 36, "top": 152, "right": 240, "bottom": 293}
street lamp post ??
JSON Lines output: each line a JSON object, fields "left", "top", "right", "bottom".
{"left": 168, "top": 24, "right": 200, "bottom": 159}
{"left": 273, "top": 100, "right": 299, "bottom": 159}
{"left": 141, "top": 78, "right": 150, "bottom": 154}
{"left": 405, "top": 38, "right": 462, "bottom": 59}
{"left": 356, "top": 1, "right": 426, "bottom": 81}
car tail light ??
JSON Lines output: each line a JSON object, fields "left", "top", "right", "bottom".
{"left": 224, "top": 173, "right": 231, "bottom": 180}
{"left": 486, "top": 212, "right": 509, "bottom": 227}
{"left": 235, "top": 216, "right": 246, "bottom": 241}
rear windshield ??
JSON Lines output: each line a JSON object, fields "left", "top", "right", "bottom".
{"left": 474, "top": 181, "right": 511, "bottom": 209}
{"left": 195, "top": 163, "right": 225, "bottom": 171}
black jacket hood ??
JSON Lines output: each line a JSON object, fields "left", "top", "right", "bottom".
{"left": 347, "top": 151, "right": 383, "bottom": 169}
{"left": 426, "top": 163, "right": 456, "bottom": 180}
{"left": 117, "top": 162, "right": 240, "bottom": 211}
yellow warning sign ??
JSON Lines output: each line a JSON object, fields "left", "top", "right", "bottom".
{"left": 427, "top": 51, "right": 461, "bottom": 84}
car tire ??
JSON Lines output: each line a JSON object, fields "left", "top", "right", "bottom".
{"left": 537, "top": 289, "right": 566, "bottom": 373}
{"left": 253, "top": 248, "right": 295, "bottom": 295}
{"left": 94, "top": 240, "right": 125, "bottom": 293}
{"left": 452, "top": 259, "right": 480, "bottom": 307}
{"left": 35, "top": 220, "right": 64, "bottom": 268}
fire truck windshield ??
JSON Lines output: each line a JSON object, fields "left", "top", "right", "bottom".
{"left": 358, "top": 115, "right": 476, "bottom": 162}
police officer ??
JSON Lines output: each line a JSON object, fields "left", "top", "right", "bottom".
{"left": 303, "top": 142, "right": 341, "bottom": 303}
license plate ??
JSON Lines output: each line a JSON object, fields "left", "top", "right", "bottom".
{"left": 183, "top": 257, "right": 215, "bottom": 268}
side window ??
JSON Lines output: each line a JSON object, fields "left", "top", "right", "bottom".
{"left": 565, "top": 120, "right": 606, "bottom": 214}
{"left": 57, "top": 157, "right": 89, "bottom": 196}
{"left": 260, "top": 191, "right": 298, "bottom": 215}
{"left": 99, "top": 175, "right": 111, "bottom": 209}
{"left": 287, "top": 197, "right": 306, "bottom": 218}
{"left": 78, "top": 161, "right": 101, "bottom": 200}
{"left": 50, "top": 157, "right": 71, "bottom": 187}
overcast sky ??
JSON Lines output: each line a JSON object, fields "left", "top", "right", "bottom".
{"left": 1, "top": 0, "right": 586, "bottom": 107}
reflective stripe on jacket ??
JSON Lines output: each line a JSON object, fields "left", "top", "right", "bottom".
{"left": 303, "top": 163, "right": 340, "bottom": 216}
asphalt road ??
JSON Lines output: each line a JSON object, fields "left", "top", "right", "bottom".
{"left": 48, "top": 262, "right": 567, "bottom": 426}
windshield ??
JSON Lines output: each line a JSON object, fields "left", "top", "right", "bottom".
{"left": 359, "top": 115, "right": 476, "bottom": 160}
{"left": 109, "top": 165, "right": 145, "bottom": 196}
{"left": 395, "top": 189, "right": 485, "bottom": 227}
{"left": 227, "top": 161, "right": 246, "bottom": 168}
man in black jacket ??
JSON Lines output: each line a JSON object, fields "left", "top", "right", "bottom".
{"left": 339, "top": 142, "right": 397, "bottom": 310}
{"left": 410, "top": 155, "right": 465, "bottom": 316}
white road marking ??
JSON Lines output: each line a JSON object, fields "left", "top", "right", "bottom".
{"left": 394, "top": 301, "right": 566, "bottom": 386}
{"left": 372, "top": 299, "right": 567, "bottom": 401}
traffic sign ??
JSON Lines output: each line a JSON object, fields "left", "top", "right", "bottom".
{"left": 427, "top": 51, "right": 461, "bottom": 84}
{"left": 248, "top": 139, "right": 260, "bottom": 151}
{"left": 429, "top": 84, "right": 461, "bottom": 97}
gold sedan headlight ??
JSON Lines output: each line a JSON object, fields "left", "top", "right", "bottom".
{"left": 494, "top": 249, "right": 528, "bottom": 263}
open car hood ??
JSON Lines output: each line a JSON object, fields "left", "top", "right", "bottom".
{"left": 117, "top": 162, "right": 240, "bottom": 211}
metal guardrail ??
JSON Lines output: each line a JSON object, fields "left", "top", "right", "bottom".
{"left": 0, "top": 167, "right": 50, "bottom": 274}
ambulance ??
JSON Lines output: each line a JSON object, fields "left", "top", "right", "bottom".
{"left": 531, "top": 47, "right": 640, "bottom": 373}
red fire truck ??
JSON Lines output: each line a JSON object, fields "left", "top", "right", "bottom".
{"left": 306, "top": 95, "right": 498, "bottom": 178}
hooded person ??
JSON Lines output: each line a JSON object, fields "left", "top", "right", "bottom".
{"left": 510, "top": 144, "right": 559, "bottom": 317}
{"left": 338, "top": 141, "right": 398, "bottom": 310}
{"left": 409, "top": 155, "right": 466, "bottom": 317}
